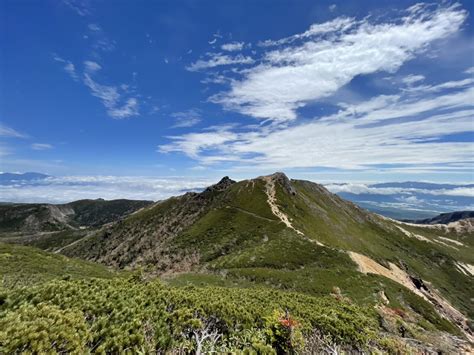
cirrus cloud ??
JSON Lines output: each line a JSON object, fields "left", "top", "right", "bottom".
{"left": 206, "top": 4, "right": 467, "bottom": 122}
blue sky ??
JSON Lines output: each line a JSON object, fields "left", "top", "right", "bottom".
{"left": 1, "top": 0, "right": 474, "bottom": 186}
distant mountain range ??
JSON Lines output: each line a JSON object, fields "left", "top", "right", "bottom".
{"left": 404, "top": 211, "right": 474, "bottom": 225}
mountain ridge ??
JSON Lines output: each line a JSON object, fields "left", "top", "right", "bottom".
{"left": 404, "top": 211, "right": 474, "bottom": 225}
{"left": 57, "top": 173, "right": 473, "bottom": 341}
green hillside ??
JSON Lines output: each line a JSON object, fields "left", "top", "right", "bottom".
{"left": 61, "top": 173, "right": 473, "bottom": 343}
{"left": 1, "top": 173, "right": 473, "bottom": 352}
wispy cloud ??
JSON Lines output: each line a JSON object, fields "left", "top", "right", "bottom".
{"left": 53, "top": 17, "right": 139, "bottom": 120}
{"left": 53, "top": 55, "right": 79, "bottom": 81}
{"left": 84, "top": 60, "right": 101, "bottom": 73}
{"left": 221, "top": 42, "right": 245, "bottom": 51}
{"left": 31, "top": 143, "right": 53, "bottom": 151}
{"left": 159, "top": 71, "right": 474, "bottom": 172}
{"left": 402, "top": 74, "right": 425, "bottom": 85}
{"left": 0, "top": 124, "right": 27, "bottom": 138}
{"left": 62, "top": 0, "right": 90, "bottom": 16}
{"left": 86, "top": 23, "right": 116, "bottom": 55}
{"left": 198, "top": 4, "right": 467, "bottom": 122}
{"left": 171, "top": 109, "right": 202, "bottom": 128}
{"left": 87, "top": 23, "right": 101, "bottom": 32}
{"left": 82, "top": 62, "right": 139, "bottom": 119}
{"left": 187, "top": 53, "right": 254, "bottom": 71}
{"left": 51, "top": 58, "right": 140, "bottom": 119}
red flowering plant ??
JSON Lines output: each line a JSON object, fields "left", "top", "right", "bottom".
{"left": 264, "top": 309, "right": 304, "bottom": 353}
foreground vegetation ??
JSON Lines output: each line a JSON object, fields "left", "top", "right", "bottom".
{"left": 2, "top": 275, "right": 404, "bottom": 354}
{"left": 0, "top": 242, "right": 468, "bottom": 353}
{"left": 1, "top": 173, "right": 472, "bottom": 353}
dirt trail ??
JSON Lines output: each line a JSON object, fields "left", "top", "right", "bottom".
{"left": 349, "top": 251, "right": 473, "bottom": 342}
{"left": 225, "top": 206, "right": 277, "bottom": 222}
{"left": 262, "top": 176, "right": 304, "bottom": 236}
{"left": 55, "top": 231, "right": 94, "bottom": 254}
{"left": 261, "top": 176, "right": 324, "bottom": 247}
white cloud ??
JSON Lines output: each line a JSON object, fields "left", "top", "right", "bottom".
{"left": 187, "top": 54, "right": 254, "bottom": 71}
{"left": 435, "top": 187, "right": 474, "bottom": 197}
{"left": 31, "top": 143, "right": 53, "bottom": 151}
{"left": 53, "top": 56, "right": 79, "bottom": 81}
{"left": 325, "top": 183, "right": 403, "bottom": 195}
{"left": 55, "top": 55, "right": 138, "bottom": 119}
{"left": 0, "top": 175, "right": 215, "bottom": 203}
{"left": 86, "top": 22, "right": 116, "bottom": 53}
{"left": 221, "top": 42, "right": 245, "bottom": 51}
{"left": 258, "top": 17, "right": 355, "bottom": 47}
{"left": 108, "top": 98, "right": 139, "bottom": 119}
{"left": 324, "top": 183, "right": 474, "bottom": 198}
{"left": 62, "top": 0, "right": 90, "bottom": 16}
{"left": 207, "top": 4, "right": 467, "bottom": 122}
{"left": 465, "top": 67, "right": 474, "bottom": 75}
{"left": 87, "top": 23, "right": 101, "bottom": 32}
{"left": 84, "top": 60, "right": 102, "bottom": 73}
{"left": 171, "top": 109, "right": 202, "bottom": 128}
{"left": 329, "top": 4, "right": 337, "bottom": 12}
{"left": 82, "top": 64, "right": 139, "bottom": 119}
{"left": 159, "top": 73, "right": 474, "bottom": 171}
{"left": 0, "top": 124, "right": 27, "bottom": 138}
{"left": 159, "top": 126, "right": 239, "bottom": 159}
{"left": 402, "top": 74, "right": 425, "bottom": 85}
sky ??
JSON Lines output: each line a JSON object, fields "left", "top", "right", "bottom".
{"left": 1, "top": 0, "right": 474, "bottom": 195}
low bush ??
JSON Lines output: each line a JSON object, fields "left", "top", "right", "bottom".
{"left": 0, "top": 277, "right": 379, "bottom": 353}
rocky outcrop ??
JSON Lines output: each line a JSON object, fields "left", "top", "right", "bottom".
{"left": 204, "top": 176, "right": 236, "bottom": 192}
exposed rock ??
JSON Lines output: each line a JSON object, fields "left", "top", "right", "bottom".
{"left": 262, "top": 172, "right": 296, "bottom": 195}
{"left": 205, "top": 176, "right": 236, "bottom": 192}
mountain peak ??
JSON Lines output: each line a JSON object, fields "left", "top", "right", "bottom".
{"left": 260, "top": 172, "right": 296, "bottom": 195}
{"left": 205, "top": 176, "right": 236, "bottom": 192}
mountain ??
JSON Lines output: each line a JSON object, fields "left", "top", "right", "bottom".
{"left": 0, "top": 199, "right": 153, "bottom": 233}
{"left": 0, "top": 199, "right": 154, "bottom": 251}
{"left": 405, "top": 211, "right": 474, "bottom": 225}
{"left": 60, "top": 173, "right": 473, "bottom": 343}
{"left": 0, "top": 172, "right": 49, "bottom": 185}
{"left": 2, "top": 172, "right": 473, "bottom": 352}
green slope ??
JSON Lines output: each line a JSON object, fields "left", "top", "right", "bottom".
{"left": 60, "top": 173, "right": 473, "bottom": 341}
